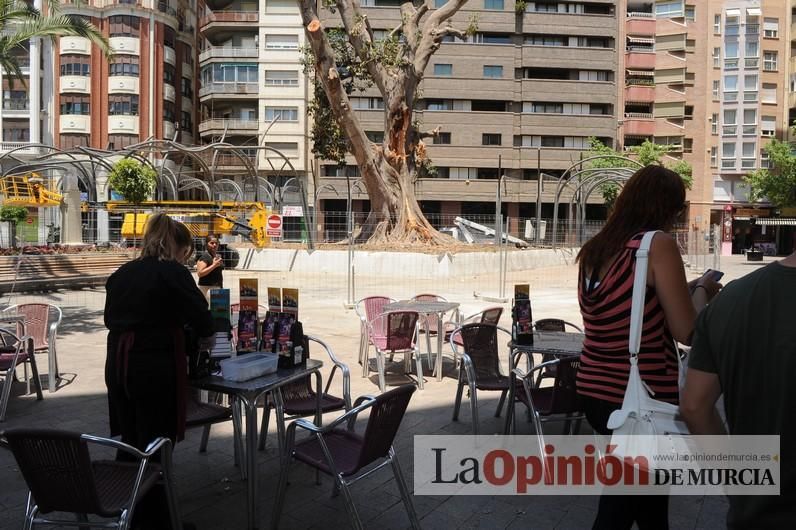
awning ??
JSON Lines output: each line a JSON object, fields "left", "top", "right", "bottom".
{"left": 725, "top": 8, "right": 740, "bottom": 17}
{"left": 628, "top": 36, "right": 655, "bottom": 44}
{"left": 755, "top": 218, "right": 796, "bottom": 226}
{"left": 627, "top": 69, "right": 654, "bottom": 77}
{"left": 746, "top": 7, "right": 761, "bottom": 16}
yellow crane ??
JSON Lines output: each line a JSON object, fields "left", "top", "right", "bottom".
{"left": 103, "top": 200, "right": 271, "bottom": 248}
{"left": 0, "top": 173, "right": 63, "bottom": 207}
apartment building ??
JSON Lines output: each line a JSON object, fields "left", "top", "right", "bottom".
{"left": 58, "top": 0, "right": 198, "bottom": 153}
{"left": 316, "top": 0, "right": 621, "bottom": 227}
{"left": 196, "top": 0, "right": 310, "bottom": 196}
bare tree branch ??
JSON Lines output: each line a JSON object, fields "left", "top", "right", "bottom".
{"left": 418, "top": 126, "right": 441, "bottom": 139}
{"left": 413, "top": 0, "right": 471, "bottom": 76}
{"left": 412, "top": 3, "right": 429, "bottom": 26}
{"left": 332, "top": 0, "right": 389, "bottom": 92}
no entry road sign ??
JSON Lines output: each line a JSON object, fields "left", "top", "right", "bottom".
{"left": 266, "top": 214, "right": 283, "bottom": 237}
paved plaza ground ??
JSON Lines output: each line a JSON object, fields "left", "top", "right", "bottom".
{"left": 0, "top": 253, "right": 776, "bottom": 529}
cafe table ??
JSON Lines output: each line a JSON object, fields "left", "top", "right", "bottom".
{"left": 504, "top": 331, "right": 585, "bottom": 434}
{"left": 192, "top": 359, "right": 323, "bottom": 530}
{"left": 383, "top": 299, "right": 460, "bottom": 382}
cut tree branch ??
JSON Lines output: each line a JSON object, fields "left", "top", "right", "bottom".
{"left": 418, "top": 126, "right": 441, "bottom": 139}
{"left": 413, "top": 0, "right": 471, "bottom": 76}
{"left": 333, "top": 0, "right": 389, "bottom": 93}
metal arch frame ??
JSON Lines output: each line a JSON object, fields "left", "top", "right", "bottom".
{"left": 551, "top": 155, "right": 643, "bottom": 249}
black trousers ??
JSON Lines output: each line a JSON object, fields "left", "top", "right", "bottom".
{"left": 580, "top": 395, "right": 669, "bottom": 530}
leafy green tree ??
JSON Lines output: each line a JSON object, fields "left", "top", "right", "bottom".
{"left": 108, "top": 158, "right": 157, "bottom": 250}
{"left": 743, "top": 139, "right": 796, "bottom": 208}
{"left": 0, "top": 205, "right": 28, "bottom": 247}
{"left": 0, "top": 0, "right": 111, "bottom": 86}
{"left": 586, "top": 138, "right": 693, "bottom": 207}
{"left": 299, "top": 0, "right": 477, "bottom": 244}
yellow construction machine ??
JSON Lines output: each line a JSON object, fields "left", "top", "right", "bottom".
{"left": 0, "top": 173, "right": 63, "bottom": 207}
{"left": 104, "top": 200, "right": 271, "bottom": 249}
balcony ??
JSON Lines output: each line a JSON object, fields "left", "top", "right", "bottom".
{"left": 198, "top": 118, "right": 259, "bottom": 134}
{"left": 109, "top": 115, "right": 140, "bottom": 134}
{"left": 0, "top": 142, "right": 39, "bottom": 154}
{"left": 626, "top": 13, "right": 655, "bottom": 36}
{"left": 199, "top": 11, "right": 259, "bottom": 32}
{"left": 110, "top": 37, "right": 140, "bottom": 55}
{"left": 60, "top": 75, "right": 90, "bottom": 93}
{"left": 625, "top": 85, "right": 655, "bottom": 101}
{"left": 199, "top": 47, "right": 258, "bottom": 63}
{"left": 626, "top": 51, "right": 655, "bottom": 69}
{"left": 163, "top": 121, "right": 175, "bottom": 139}
{"left": 108, "top": 76, "right": 139, "bottom": 94}
{"left": 60, "top": 36, "right": 91, "bottom": 55}
{"left": 2, "top": 99, "right": 29, "bottom": 117}
{"left": 198, "top": 82, "right": 259, "bottom": 99}
{"left": 157, "top": 1, "right": 178, "bottom": 18}
{"left": 163, "top": 46, "right": 176, "bottom": 66}
{"left": 623, "top": 113, "right": 655, "bottom": 136}
{"left": 164, "top": 84, "right": 176, "bottom": 101}
{"left": 60, "top": 115, "right": 90, "bottom": 134}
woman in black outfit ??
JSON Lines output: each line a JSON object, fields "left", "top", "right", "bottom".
{"left": 105, "top": 213, "right": 212, "bottom": 529}
{"left": 196, "top": 234, "right": 223, "bottom": 302}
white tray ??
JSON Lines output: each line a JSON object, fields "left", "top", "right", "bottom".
{"left": 220, "top": 353, "right": 278, "bottom": 382}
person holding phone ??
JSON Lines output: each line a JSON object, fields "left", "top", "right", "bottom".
{"left": 576, "top": 166, "right": 722, "bottom": 530}
{"left": 196, "top": 235, "right": 224, "bottom": 302}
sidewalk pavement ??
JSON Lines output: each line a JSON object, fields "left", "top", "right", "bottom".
{"left": 0, "top": 254, "right": 772, "bottom": 529}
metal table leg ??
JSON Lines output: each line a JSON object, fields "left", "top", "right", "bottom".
{"left": 241, "top": 394, "right": 259, "bottom": 530}
{"left": 435, "top": 311, "right": 444, "bottom": 381}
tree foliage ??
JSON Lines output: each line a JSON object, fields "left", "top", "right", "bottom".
{"left": 0, "top": 205, "right": 28, "bottom": 223}
{"left": 108, "top": 158, "right": 157, "bottom": 205}
{"left": 0, "top": 0, "right": 111, "bottom": 87}
{"left": 586, "top": 138, "right": 693, "bottom": 207}
{"left": 743, "top": 139, "right": 796, "bottom": 208}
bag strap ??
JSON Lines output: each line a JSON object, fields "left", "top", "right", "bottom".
{"left": 628, "top": 231, "right": 659, "bottom": 356}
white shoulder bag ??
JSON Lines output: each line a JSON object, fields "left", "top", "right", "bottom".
{"left": 606, "top": 231, "right": 689, "bottom": 466}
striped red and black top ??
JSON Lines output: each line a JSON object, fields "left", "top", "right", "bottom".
{"left": 577, "top": 232, "right": 679, "bottom": 405}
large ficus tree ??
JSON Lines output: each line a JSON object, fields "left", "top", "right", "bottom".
{"left": 299, "top": 0, "right": 474, "bottom": 244}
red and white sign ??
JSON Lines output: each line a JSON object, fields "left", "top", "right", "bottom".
{"left": 266, "top": 214, "right": 283, "bottom": 237}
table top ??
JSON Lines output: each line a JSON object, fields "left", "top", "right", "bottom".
{"left": 510, "top": 331, "right": 585, "bottom": 357}
{"left": 384, "top": 300, "right": 460, "bottom": 314}
{"left": 192, "top": 358, "right": 323, "bottom": 396}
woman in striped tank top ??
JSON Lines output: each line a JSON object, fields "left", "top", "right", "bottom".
{"left": 576, "top": 166, "right": 721, "bottom": 530}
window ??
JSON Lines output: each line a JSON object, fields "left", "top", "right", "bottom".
{"left": 722, "top": 142, "right": 735, "bottom": 158}
{"left": 527, "top": 102, "right": 563, "bottom": 113}
{"left": 163, "top": 101, "right": 175, "bottom": 122}
{"left": 760, "top": 148, "right": 770, "bottom": 168}
{"left": 433, "top": 132, "right": 451, "bottom": 144}
{"left": 433, "top": 63, "right": 452, "bottom": 76}
{"left": 426, "top": 99, "right": 452, "bottom": 111}
{"left": 164, "top": 27, "right": 175, "bottom": 49}
{"left": 108, "top": 134, "right": 138, "bottom": 149}
{"left": 712, "top": 47, "right": 720, "bottom": 68}
{"left": 484, "top": 0, "right": 503, "bottom": 9}
{"left": 483, "top": 65, "right": 503, "bottom": 78}
{"left": 109, "top": 15, "right": 140, "bottom": 38}
{"left": 182, "top": 44, "right": 194, "bottom": 67}
{"left": 366, "top": 131, "right": 384, "bottom": 143}
{"left": 723, "top": 109, "right": 737, "bottom": 135}
{"left": 761, "top": 116, "right": 775, "bottom": 137}
{"left": 59, "top": 134, "right": 89, "bottom": 150}
{"left": 655, "top": 1, "right": 683, "bottom": 18}
{"left": 264, "top": 107, "right": 298, "bottom": 122}
{"left": 59, "top": 94, "right": 90, "bottom": 115}
{"left": 712, "top": 80, "right": 720, "bottom": 99}
{"left": 743, "top": 109, "right": 757, "bottom": 135}
{"left": 763, "top": 51, "right": 778, "bottom": 71}
{"left": 744, "top": 75, "right": 758, "bottom": 90}
{"left": 533, "top": 1, "right": 558, "bottom": 12}
{"left": 482, "top": 133, "right": 501, "bottom": 146}
{"left": 181, "top": 77, "right": 192, "bottom": 99}
{"left": 761, "top": 83, "right": 777, "bottom": 103}
{"left": 741, "top": 142, "right": 756, "bottom": 168}
{"left": 264, "top": 70, "right": 299, "bottom": 86}
{"left": 2, "top": 90, "right": 26, "bottom": 110}
{"left": 201, "top": 64, "right": 258, "bottom": 85}
{"left": 578, "top": 70, "right": 609, "bottom": 81}
{"left": 108, "top": 95, "right": 139, "bottom": 115}
{"left": 164, "top": 64, "right": 175, "bottom": 85}
{"left": 350, "top": 97, "right": 384, "bottom": 109}
{"left": 60, "top": 54, "right": 90, "bottom": 76}
{"left": 180, "top": 111, "right": 192, "bottom": 131}
{"left": 264, "top": 34, "right": 299, "bottom": 49}
{"left": 763, "top": 18, "right": 778, "bottom": 38}
{"left": 525, "top": 35, "right": 566, "bottom": 47}
{"left": 541, "top": 136, "right": 565, "bottom": 147}
{"left": 109, "top": 55, "right": 139, "bottom": 77}
{"left": 711, "top": 113, "right": 718, "bottom": 135}
{"left": 713, "top": 14, "right": 721, "bottom": 34}
{"left": 2, "top": 121, "right": 29, "bottom": 141}
{"left": 710, "top": 146, "right": 717, "bottom": 167}
{"left": 724, "top": 75, "right": 738, "bottom": 91}
{"left": 685, "top": 5, "right": 694, "bottom": 21}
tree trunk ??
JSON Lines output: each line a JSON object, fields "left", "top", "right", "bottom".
{"left": 302, "top": 14, "right": 453, "bottom": 247}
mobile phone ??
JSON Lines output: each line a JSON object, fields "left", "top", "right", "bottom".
{"left": 703, "top": 269, "right": 724, "bottom": 282}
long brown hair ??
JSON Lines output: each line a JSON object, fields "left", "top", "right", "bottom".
{"left": 577, "top": 165, "right": 685, "bottom": 275}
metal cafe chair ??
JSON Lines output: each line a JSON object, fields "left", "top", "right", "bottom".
{"left": 2, "top": 428, "right": 181, "bottom": 530}
{"left": 364, "top": 311, "right": 423, "bottom": 391}
{"left": 270, "top": 384, "right": 420, "bottom": 530}
{"left": 353, "top": 296, "right": 395, "bottom": 376}
{"left": 0, "top": 332, "right": 42, "bottom": 421}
